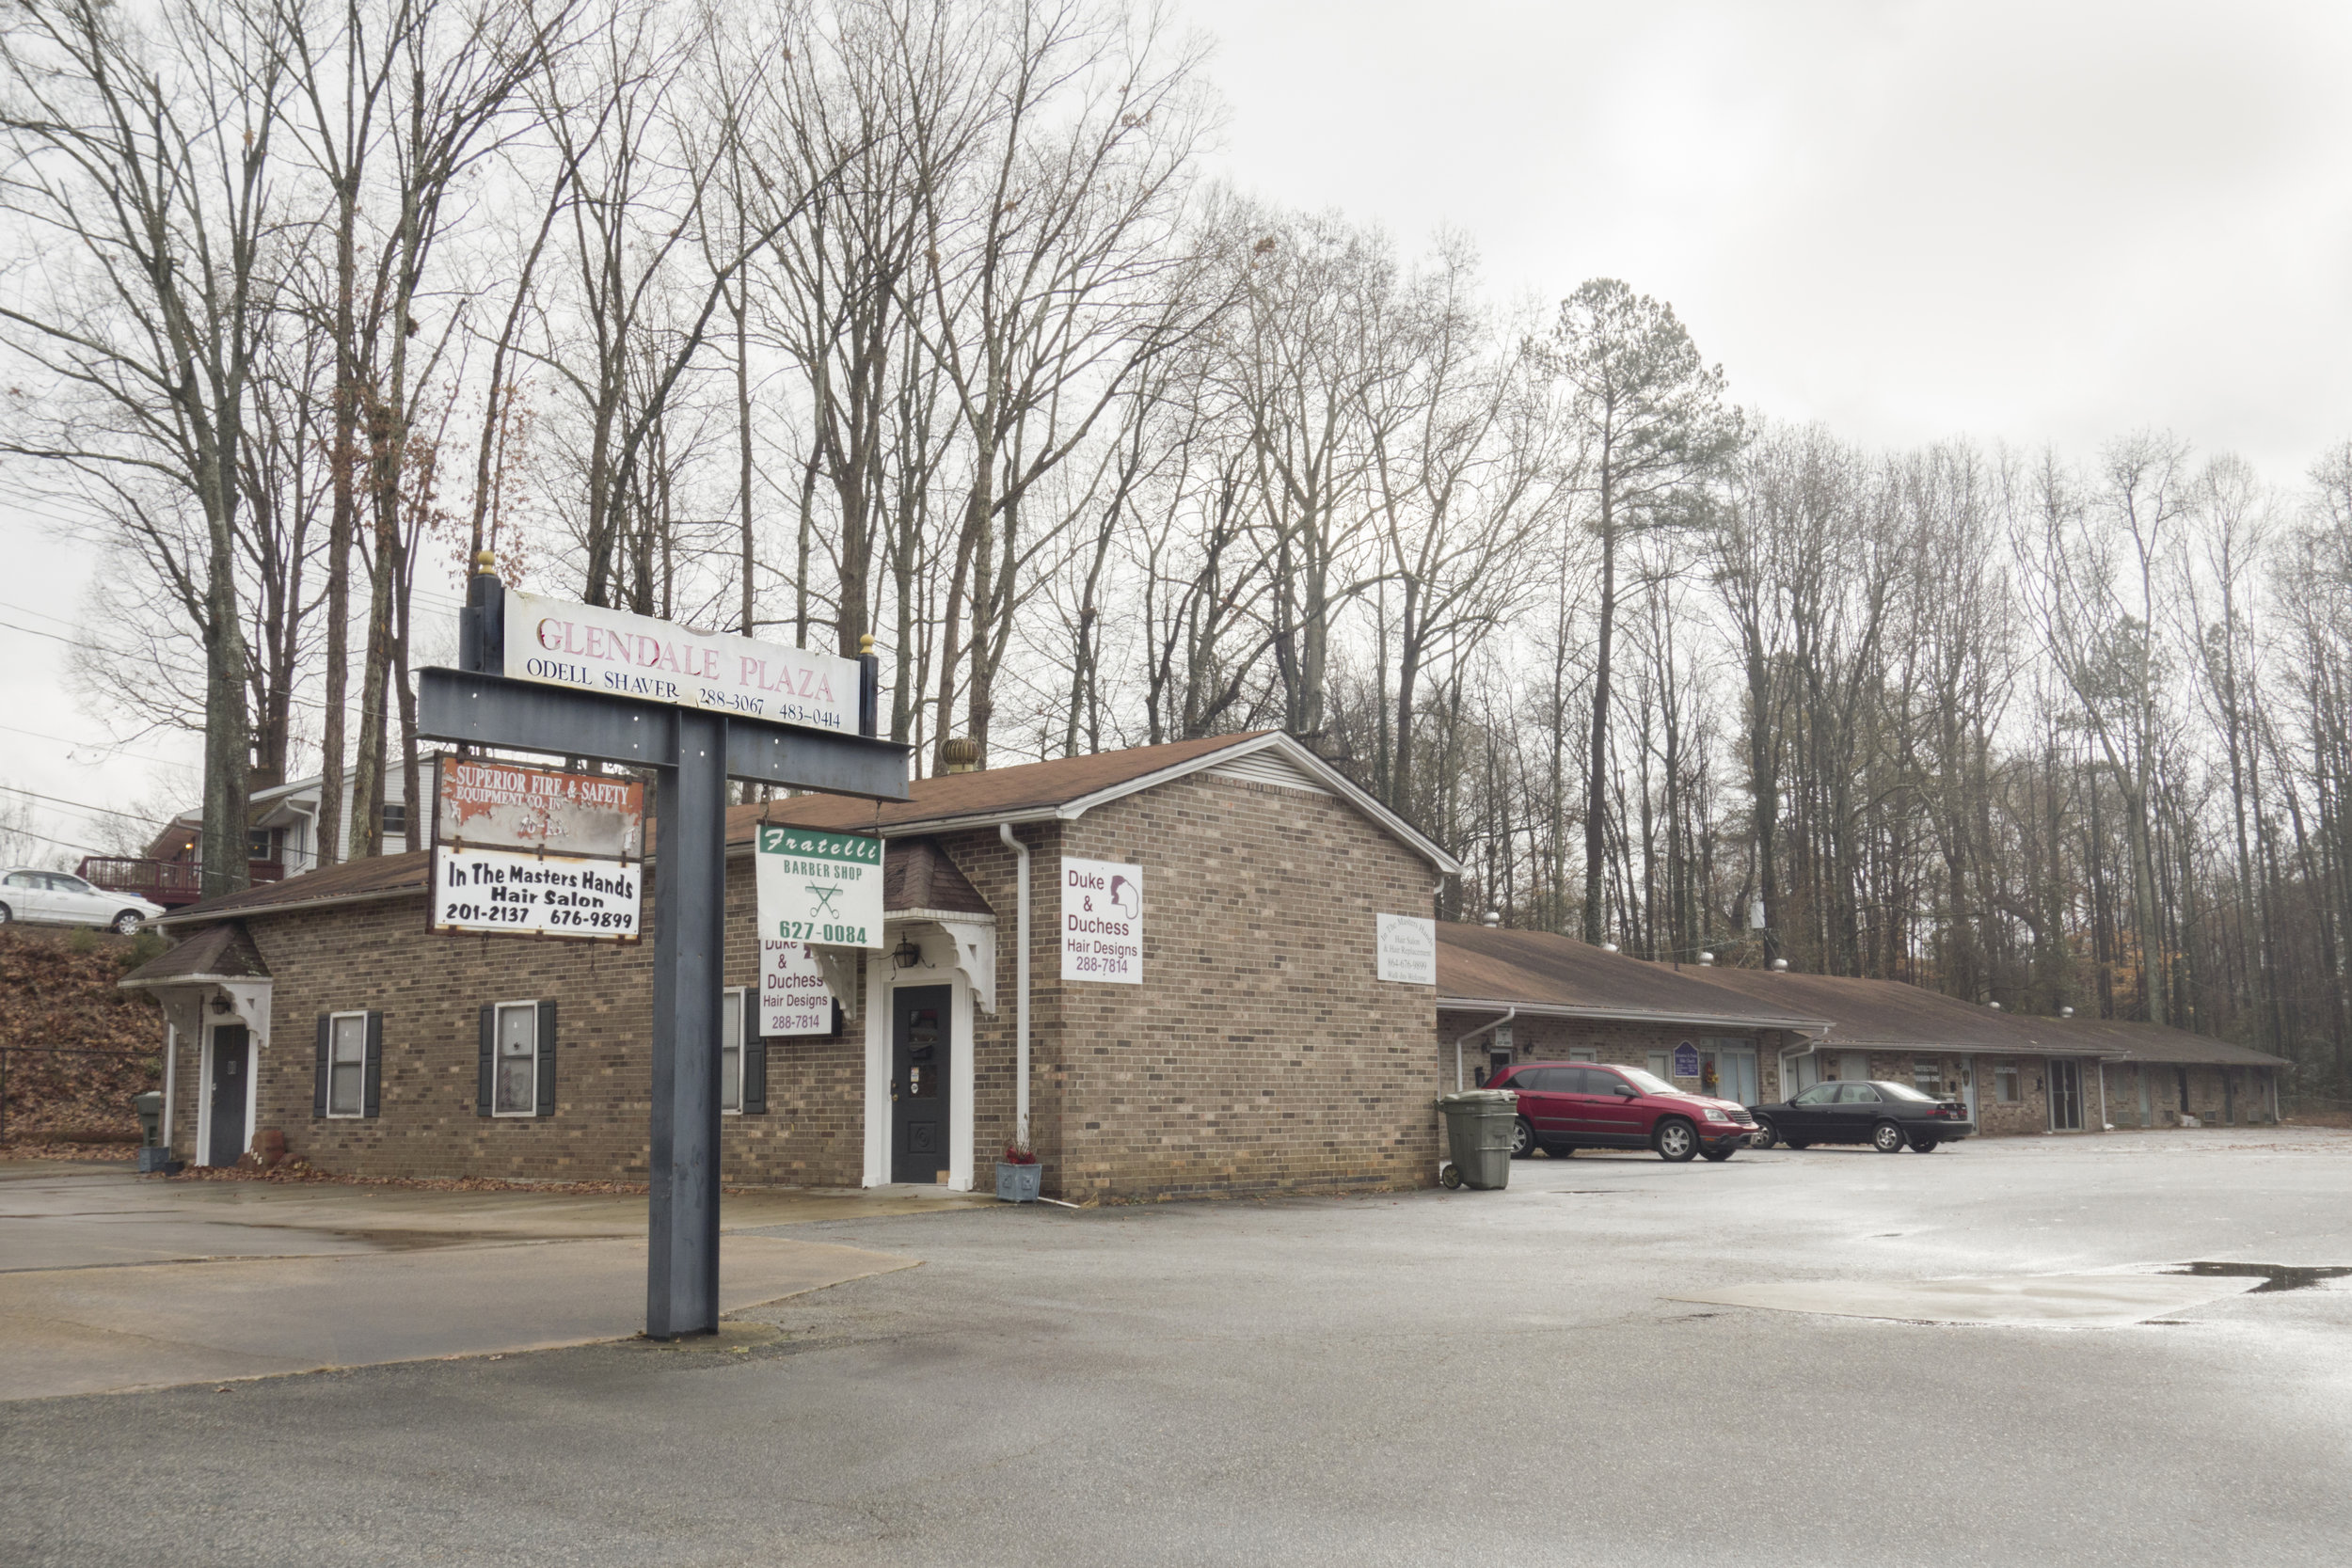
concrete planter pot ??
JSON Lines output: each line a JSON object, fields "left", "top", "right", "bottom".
{"left": 995, "top": 1161, "right": 1041, "bottom": 1203}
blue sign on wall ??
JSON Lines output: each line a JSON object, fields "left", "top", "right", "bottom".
{"left": 1672, "top": 1041, "right": 1701, "bottom": 1078}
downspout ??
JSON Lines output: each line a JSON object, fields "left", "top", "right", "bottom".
{"left": 1450, "top": 1008, "right": 1516, "bottom": 1092}
{"left": 162, "top": 1021, "right": 177, "bottom": 1152}
{"left": 998, "top": 824, "right": 1031, "bottom": 1147}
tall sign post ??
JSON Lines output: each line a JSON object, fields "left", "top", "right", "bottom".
{"left": 421, "top": 555, "right": 907, "bottom": 1337}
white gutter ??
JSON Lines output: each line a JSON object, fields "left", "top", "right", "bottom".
{"left": 1449, "top": 1008, "right": 1516, "bottom": 1092}
{"left": 998, "top": 823, "right": 1032, "bottom": 1148}
{"left": 1439, "top": 995, "right": 1833, "bottom": 1034}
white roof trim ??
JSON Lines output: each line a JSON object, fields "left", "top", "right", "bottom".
{"left": 1438, "top": 995, "right": 1834, "bottom": 1034}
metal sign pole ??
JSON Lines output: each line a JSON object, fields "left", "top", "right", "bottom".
{"left": 645, "top": 706, "right": 726, "bottom": 1337}
{"left": 425, "top": 560, "right": 905, "bottom": 1339}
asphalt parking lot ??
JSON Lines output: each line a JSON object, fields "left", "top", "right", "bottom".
{"left": 7, "top": 1129, "right": 2351, "bottom": 1567}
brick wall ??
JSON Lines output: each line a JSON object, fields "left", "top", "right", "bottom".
{"left": 1042, "top": 772, "right": 1444, "bottom": 1202}
{"left": 162, "top": 866, "right": 873, "bottom": 1184}
{"left": 1440, "top": 1012, "right": 1804, "bottom": 1104}
{"left": 162, "top": 767, "right": 1450, "bottom": 1200}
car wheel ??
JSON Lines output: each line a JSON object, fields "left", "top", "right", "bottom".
{"left": 1654, "top": 1119, "right": 1699, "bottom": 1162}
{"left": 111, "top": 911, "right": 145, "bottom": 936}
{"left": 1749, "top": 1118, "right": 1779, "bottom": 1150}
{"left": 1509, "top": 1117, "right": 1535, "bottom": 1159}
{"left": 1784, "top": 1139, "right": 1811, "bottom": 1150}
{"left": 1700, "top": 1146, "right": 1736, "bottom": 1162}
{"left": 0, "top": 901, "right": 11, "bottom": 925}
{"left": 1907, "top": 1134, "right": 1941, "bottom": 1153}
{"left": 1871, "top": 1120, "right": 1906, "bottom": 1153}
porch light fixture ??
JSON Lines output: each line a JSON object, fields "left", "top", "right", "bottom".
{"left": 209, "top": 993, "right": 231, "bottom": 1014}
{"left": 891, "top": 935, "right": 925, "bottom": 971}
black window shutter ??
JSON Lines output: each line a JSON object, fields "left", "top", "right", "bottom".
{"left": 313, "top": 1014, "right": 330, "bottom": 1117}
{"left": 741, "top": 989, "right": 766, "bottom": 1115}
{"left": 363, "top": 1011, "right": 384, "bottom": 1117}
{"left": 535, "top": 999, "right": 558, "bottom": 1117}
{"left": 477, "top": 1005, "right": 495, "bottom": 1117}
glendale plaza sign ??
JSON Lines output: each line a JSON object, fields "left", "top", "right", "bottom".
{"left": 418, "top": 558, "right": 908, "bottom": 1338}
{"left": 508, "top": 591, "right": 862, "bottom": 733}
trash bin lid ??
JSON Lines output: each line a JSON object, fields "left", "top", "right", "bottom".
{"left": 1437, "top": 1089, "right": 1517, "bottom": 1107}
{"left": 134, "top": 1091, "right": 164, "bottom": 1112}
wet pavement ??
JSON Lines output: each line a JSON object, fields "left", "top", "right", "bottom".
{"left": 5, "top": 1128, "right": 2350, "bottom": 1566}
{"left": 0, "top": 1164, "right": 982, "bottom": 1399}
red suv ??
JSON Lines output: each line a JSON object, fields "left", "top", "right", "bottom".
{"left": 1487, "top": 1061, "right": 1756, "bottom": 1162}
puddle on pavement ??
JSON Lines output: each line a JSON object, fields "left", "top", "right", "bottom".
{"left": 2165, "top": 1261, "right": 2352, "bottom": 1294}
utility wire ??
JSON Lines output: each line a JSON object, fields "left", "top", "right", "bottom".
{"left": 0, "top": 782, "right": 163, "bottom": 826}
{"left": 0, "top": 721, "right": 183, "bottom": 768}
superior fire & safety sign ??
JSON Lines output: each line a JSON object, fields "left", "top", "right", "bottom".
{"left": 431, "top": 848, "right": 643, "bottom": 939}
{"left": 1061, "top": 856, "right": 1141, "bottom": 983}
{"left": 429, "top": 755, "right": 646, "bottom": 942}
{"left": 433, "top": 755, "right": 644, "bottom": 858}
{"left": 754, "top": 826, "right": 882, "bottom": 948}
{"left": 760, "top": 939, "right": 835, "bottom": 1036}
{"left": 506, "top": 591, "right": 863, "bottom": 734}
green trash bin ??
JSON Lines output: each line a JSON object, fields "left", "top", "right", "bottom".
{"left": 1438, "top": 1089, "right": 1518, "bottom": 1191}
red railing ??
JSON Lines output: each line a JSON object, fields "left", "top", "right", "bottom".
{"left": 76, "top": 857, "right": 285, "bottom": 908}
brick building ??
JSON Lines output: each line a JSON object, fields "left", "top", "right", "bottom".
{"left": 122, "top": 732, "right": 1458, "bottom": 1202}
{"left": 1437, "top": 925, "right": 2288, "bottom": 1138}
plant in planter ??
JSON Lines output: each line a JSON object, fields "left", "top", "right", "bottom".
{"left": 995, "top": 1141, "right": 1041, "bottom": 1203}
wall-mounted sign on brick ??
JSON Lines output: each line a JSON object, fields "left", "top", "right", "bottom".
{"left": 760, "top": 938, "right": 834, "bottom": 1036}
{"left": 1062, "top": 856, "right": 1142, "bottom": 983}
{"left": 755, "top": 826, "right": 882, "bottom": 948}
{"left": 1375, "top": 913, "right": 1437, "bottom": 985}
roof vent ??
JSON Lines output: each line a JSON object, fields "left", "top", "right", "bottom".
{"left": 2059, "top": 1006, "right": 2074, "bottom": 1018}
{"left": 1598, "top": 941, "right": 1619, "bottom": 954}
{"left": 1482, "top": 909, "right": 1501, "bottom": 927}
{"left": 1696, "top": 951, "right": 1714, "bottom": 966}
{"left": 1771, "top": 958, "right": 1789, "bottom": 972}
{"left": 1988, "top": 1001, "right": 2002, "bottom": 1011}
{"left": 940, "top": 736, "right": 981, "bottom": 774}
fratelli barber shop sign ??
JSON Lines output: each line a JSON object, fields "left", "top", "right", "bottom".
{"left": 508, "top": 590, "right": 862, "bottom": 733}
{"left": 754, "top": 826, "right": 883, "bottom": 949}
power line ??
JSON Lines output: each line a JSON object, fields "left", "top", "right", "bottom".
{"left": 0, "top": 782, "right": 163, "bottom": 827}
{"left": 0, "top": 721, "right": 183, "bottom": 768}
{"left": 1, "top": 826, "right": 119, "bottom": 862}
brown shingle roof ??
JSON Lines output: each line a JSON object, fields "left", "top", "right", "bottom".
{"left": 881, "top": 838, "right": 992, "bottom": 917}
{"left": 153, "top": 852, "right": 432, "bottom": 926}
{"left": 722, "top": 732, "right": 1276, "bottom": 837}
{"left": 118, "top": 922, "right": 271, "bottom": 986}
{"left": 1678, "top": 965, "right": 2289, "bottom": 1067}
{"left": 1437, "top": 925, "right": 1829, "bottom": 1029}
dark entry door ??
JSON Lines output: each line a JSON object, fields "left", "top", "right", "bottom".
{"left": 207, "top": 1024, "right": 250, "bottom": 1166}
{"left": 2049, "top": 1057, "right": 2083, "bottom": 1132}
{"left": 891, "top": 986, "right": 952, "bottom": 1184}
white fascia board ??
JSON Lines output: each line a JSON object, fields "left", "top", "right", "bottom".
{"left": 1437, "top": 996, "right": 1836, "bottom": 1034}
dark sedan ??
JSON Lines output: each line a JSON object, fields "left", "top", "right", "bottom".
{"left": 1748, "top": 1080, "right": 1974, "bottom": 1153}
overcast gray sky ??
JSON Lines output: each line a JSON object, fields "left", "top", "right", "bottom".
{"left": 4, "top": 0, "right": 2346, "bottom": 860}
{"left": 1184, "top": 0, "right": 2352, "bottom": 474}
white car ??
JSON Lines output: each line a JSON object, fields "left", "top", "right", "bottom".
{"left": 0, "top": 868, "right": 165, "bottom": 934}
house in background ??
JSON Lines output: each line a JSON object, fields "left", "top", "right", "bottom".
{"left": 79, "top": 770, "right": 412, "bottom": 909}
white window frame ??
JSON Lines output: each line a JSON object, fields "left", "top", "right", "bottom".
{"left": 1994, "top": 1063, "right": 2021, "bottom": 1103}
{"left": 1914, "top": 1059, "right": 1942, "bottom": 1095}
{"left": 721, "top": 986, "right": 746, "bottom": 1115}
{"left": 1646, "top": 1049, "right": 1671, "bottom": 1080}
{"left": 491, "top": 999, "right": 541, "bottom": 1117}
{"left": 326, "top": 1008, "right": 370, "bottom": 1118}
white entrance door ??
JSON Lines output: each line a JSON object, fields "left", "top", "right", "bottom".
{"left": 1710, "top": 1049, "right": 1759, "bottom": 1107}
